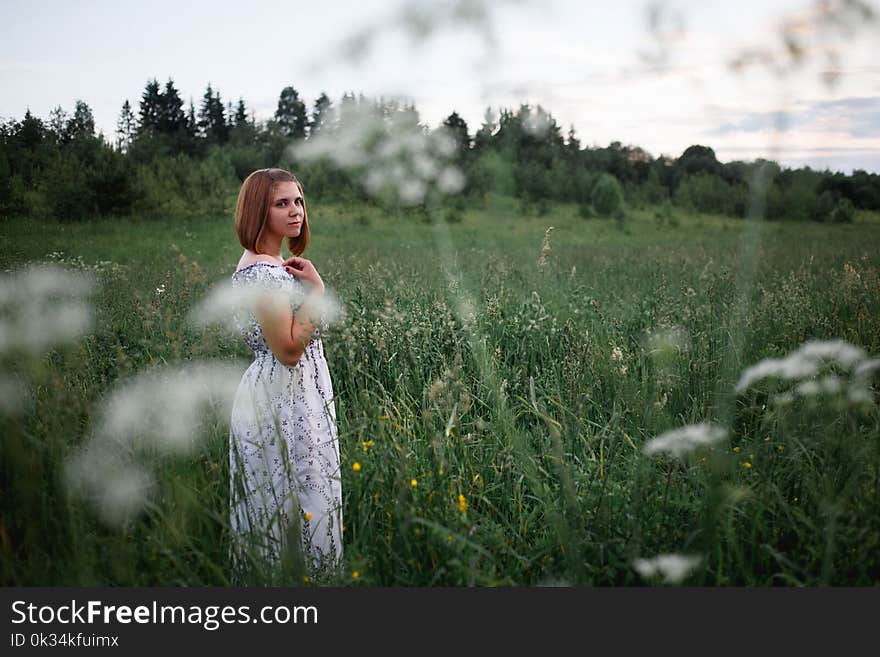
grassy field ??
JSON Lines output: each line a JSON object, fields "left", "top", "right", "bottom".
{"left": 2, "top": 197, "right": 879, "bottom": 586}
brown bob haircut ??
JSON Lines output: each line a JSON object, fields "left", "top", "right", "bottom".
{"left": 235, "top": 168, "right": 310, "bottom": 256}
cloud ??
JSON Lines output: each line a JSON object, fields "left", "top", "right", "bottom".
{"left": 707, "top": 96, "right": 880, "bottom": 139}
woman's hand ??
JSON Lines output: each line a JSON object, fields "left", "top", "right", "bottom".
{"left": 284, "top": 256, "right": 325, "bottom": 295}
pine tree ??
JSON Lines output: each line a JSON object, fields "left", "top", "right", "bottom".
{"left": 67, "top": 100, "right": 95, "bottom": 141}
{"left": 275, "top": 86, "right": 308, "bottom": 139}
{"left": 234, "top": 98, "right": 248, "bottom": 127}
{"left": 116, "top": 100, "right": 136, "bottom": 152}
{"left": 17, "top": 109, "right": 45, "bottom": 150}
{"left": 138, "top": 78, "right": 162, "bottom": 134}
{"left": 565, "top": 125, "right": 581, "bottom": 153}
{"left": 443, "top": 111, "right": 470, "bottom": 159}
{"left": 198, "top": 83, "right": 229, "bottom": 144}
{"left": 159, "top": 79, "right": 185, "bottom": 135}
{"left": 309, "top": 92, "right": 332, "bottom": 137}
{"left": 48, "top": 105, "right": 70, "bottom": 144}
{"left": 226, "top": 100, "right": 235, "bottom": 131}
{"left": 473, "top": 107, "right": 497, "bottom": 151}
{"left": 186, "top": 100, "right": 197, "bottom": 140}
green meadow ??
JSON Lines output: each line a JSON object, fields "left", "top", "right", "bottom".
{"left": 2, "top": 199, "right": 879, "bottom": 586}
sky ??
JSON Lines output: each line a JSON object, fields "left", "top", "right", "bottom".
{"left": 2, "top": 0, "right": 879, "bottom": 174}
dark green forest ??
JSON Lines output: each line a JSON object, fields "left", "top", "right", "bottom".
{"left": 2, "top": 77, "right": 879, "bottom": 222}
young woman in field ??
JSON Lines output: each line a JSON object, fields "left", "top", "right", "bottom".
{"left": 228, "top": 167, "right": 342, "bottom": 578}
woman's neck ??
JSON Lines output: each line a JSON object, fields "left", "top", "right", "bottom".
{"left": 256, "top": 236, "right": 283, "bottom": 260}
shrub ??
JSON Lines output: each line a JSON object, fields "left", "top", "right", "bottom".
{"left": 591, "top": 173, "right": 624, "bottom": 217}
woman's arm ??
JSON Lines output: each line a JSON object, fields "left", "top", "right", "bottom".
{"left": 255, "top": 298, "right": 318, "bottom": 367}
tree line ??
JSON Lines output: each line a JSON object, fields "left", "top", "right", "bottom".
{"left": 1, "top": 77, "right": 878, "bottom": 223}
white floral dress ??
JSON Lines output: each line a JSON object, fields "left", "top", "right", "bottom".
{"left": 228, "top": 262, "right": 342, "bottom": 574}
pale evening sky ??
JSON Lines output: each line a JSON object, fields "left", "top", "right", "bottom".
{"left": 2, "top": 0, "right": 879, "bottom": 173}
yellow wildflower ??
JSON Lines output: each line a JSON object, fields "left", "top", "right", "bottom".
{"left": 303, "top": 512, "right": 313, "bottom": 521}
{"left": 352, "top": 462, "right": 361, "bottom": 472}
{"left": 303, "top": 576, "right": 310, "bottom": 584}
{"left": 411, "top": 479, "right": 418, "bottom": 488}
{"left": 733, "top": 446, "right": 741, "bottom": 453}
{"left": 458, "top": 494, "right": 468, "bottom": 513}
{"left": 352, "top": 571, "right": 360, "bottom": 579}
{"left": 742, "top": 461, "right": 752, "bottom": 469}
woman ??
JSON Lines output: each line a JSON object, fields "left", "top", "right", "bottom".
{"left": 228, "top": 167, "right": 342, "bottom": 579}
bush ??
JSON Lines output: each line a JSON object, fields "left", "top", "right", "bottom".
{"left": 591, "top": 173, "right": 624, "bottom": 217}
{"left": 830, "top": 197, "right": 855, "bottom": 224}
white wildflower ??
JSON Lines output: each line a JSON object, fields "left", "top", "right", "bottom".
{"left": 437, "top": 167, "right": 466, "bottom": 194}
{"left": 738, "top": 339, "right": 877, "bottom": 407}
{"left": 854, "top": 358, "right": 880, "bottom": 379}
{"left": 736, "top": 339, "right": 866, "bottom": 392}
{"left": 65, "top": 444, "right": 154, "bottom": 527}
{"left": 189, "top": 279, "right": 347, "bottom": 334}
{"left": 293, "top": 100, "right": 465, "bottom": 207}
{"left": 0, "top": 265, "right": 94, "bottom": 355}
{"left": 633, "top": 553, "right": 702, "bottom": 584}
{"left": 642, "top": 422, "right": 728, "bottom": 458}
{"left": 92, "top": 363, "right": 244, "bottom": 454}
{"left": 795, "top": 376, "right": 842, "bottom": 397}
{"left": 644, "top": 325, "right": 691, "bottom": 358}
{"left": 522, "top": 106, "right": 552, "bottom": 137}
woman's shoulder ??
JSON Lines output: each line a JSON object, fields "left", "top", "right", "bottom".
{"left": 234, "top": 253, "right": 283, "bottom": 274}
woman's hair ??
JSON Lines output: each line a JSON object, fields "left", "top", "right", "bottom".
{"left": 235, "top": 168, "right": 310, "bottom": 256}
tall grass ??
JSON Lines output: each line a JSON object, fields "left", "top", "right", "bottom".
{"left": 1, "top": 200, "right": 878, "bottom": 585}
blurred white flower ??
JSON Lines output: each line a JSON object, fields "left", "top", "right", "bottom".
{"left": 736, "top": 339, "right": 867, "bottom": 392}
{"left": 190, "top": 279, "right": 343, "bottom": 334}
{"left": 318, "top": 0, "right": 498, "bottom": 71}
{"left": 737, "top": 339, "right": 877, "bottom": 407}
{"left": 644, "top": 325, "right": 691, "bottom": 359}
{"left": 643, "top": 422, "right": 728, "bottom": 458}
{"left": 64, "top": 443, "right": 155, "bottom": 526}
{"left": 437, "top": 167, "right": 466, "bottom": 194}
{"left": 522, "top": 106, "right": 552, "bottom": 137}
{"left": 633, "top": 553, "right": 702, "bottom": 584}
{"left": 64, "top": 362, "right": 250, "bottom": 525}
{"left": 795, "top": 376, "right": 842, "bottom": 397}
{"left": 854, "top": 358, "right": 880, "bottom": 378}
{"left": 0, "top": 265, "right": 94, "bottom": 355}
{"left": 293, "top": 100, "right": 465, "bottom": 207}
{"left": 93, "top": 363, "right": 243, "bottom": 455}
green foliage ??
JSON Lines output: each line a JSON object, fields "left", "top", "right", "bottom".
{"left": 3, "top": 89, "right": 880, "bottom": 227}
{"left": 674, "top": 172, "right": 747, "bottom": 216}
{"left": 830, "top": 197, "right": 855, "bottom": 223}
{"left": 2, "top": 207, "right": 879, "bottom": 586}
{"left": 653, "top": 200, "right": 679, "bottom": 228}
{"left": 591, "top": 173, "right": 624, "bottom": 217}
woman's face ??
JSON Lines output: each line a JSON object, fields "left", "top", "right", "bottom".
{"left": 265, "top": 181, "right": 305, "bottom": 242}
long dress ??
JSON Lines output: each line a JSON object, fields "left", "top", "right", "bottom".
{"left": 228, "top": 262, "right": 342, "bottom": 576}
